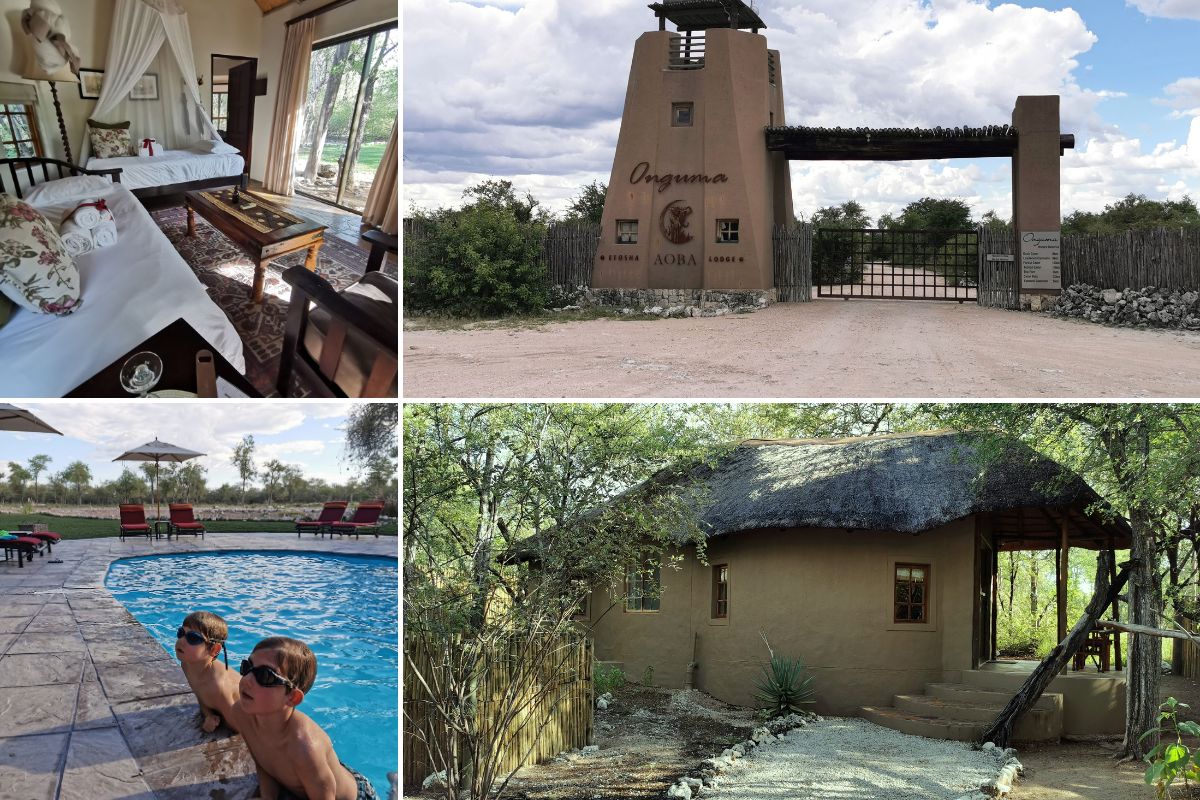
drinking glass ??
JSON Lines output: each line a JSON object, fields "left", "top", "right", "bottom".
{"left": 119, "top": 351, "right": 164, "bottom": 397}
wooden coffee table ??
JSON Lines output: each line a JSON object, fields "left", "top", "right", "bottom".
{"left": 184, "top": 188, "right": 326, "bottom": 303}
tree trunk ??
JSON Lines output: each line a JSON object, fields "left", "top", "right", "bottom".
{"left": 303, "top": 42, "right": 352, "bottom": 182}
{"left": 1121, "top": 505, "right": 1161, "bottom": 760}
{"left": 982, "top": 550, "right": 1130, "bottom": 747}
{"left": 343, "top": 39, "right": 393, "bottom": 190}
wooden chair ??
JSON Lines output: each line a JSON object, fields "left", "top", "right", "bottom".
{"left": 1073, "top": 629, "right": 1112, "bottom": 672}
{"left": 118, "top": 504, "right": 153, "bottom": 541}
{"left": 362, "top": 228, "right": 397, "bottom": 274}
{"left": 168, "top": 504, "right": 206, "bottom": 539}
{"left": 276, "top": 263, "right": 397, "bottom": 398}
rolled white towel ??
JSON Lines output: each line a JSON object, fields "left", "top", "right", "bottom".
{"left": 91, "top": 219, "right": 118, "bottom": 249}
{"left": 59, "top": 218, "right": 94, "bottom": 257}
{"left": 67, "top": 198, "right": 110, "bottom": 229}
{"left": 137, "top": 137, "right": 160, "bottom": 158}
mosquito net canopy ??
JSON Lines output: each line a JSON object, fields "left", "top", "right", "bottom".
{"left": 79, "top": 0, "right": 221, "bottom": 162}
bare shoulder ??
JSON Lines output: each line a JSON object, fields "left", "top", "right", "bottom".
{"left": 286, "top": 711, "right": 334, "bottom": 759}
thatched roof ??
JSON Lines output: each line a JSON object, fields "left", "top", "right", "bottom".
{"left": 666, "top": 431, "right": 1130, "bottom": 550}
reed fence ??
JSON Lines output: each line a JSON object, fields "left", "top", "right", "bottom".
{"left": 1062, "top": 227, "right": 1200, "bottom": 290}
{"left": 772, "top": 223, "right": 813, "bottom": 302}
{"left": 403, "top": 633, "right": 593, "bottom": 790}
{"left": 1181, "top": 618, "right": 1200, "bottom": 681}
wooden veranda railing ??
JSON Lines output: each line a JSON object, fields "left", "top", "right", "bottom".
{"left": 403, "top": 634, "right": 593, "bottom": 790}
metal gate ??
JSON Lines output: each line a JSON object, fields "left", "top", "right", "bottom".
{"left": 813, "top": 228, "right": 978, "bottom": 301}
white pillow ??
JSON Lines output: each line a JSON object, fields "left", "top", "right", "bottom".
{"left": 24, "top": 175, "right": 114, "bottom": 207}
{"left": 192, "top": 140, "right": 240, "bottom": 155}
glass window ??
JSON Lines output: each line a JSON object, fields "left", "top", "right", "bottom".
{"left": 625, "top": 562, "right": 661, "bottom": 612}
{"left": 712, "top": 564, "right": 728, "bottom": 618}
{"left": 716, "top": 219, "right": 739, "bottom": 243}
{"left": 0, "top": 104, "right": 43, "bottom": 158}
{"left": 616, "top": 219, "right": 638, "bottom": 244}
{"left": 672, "top": 102, "right": 693, "bottom": 127}
{"left": 894, "top": 563, "right": 929, "bottom": 623}
{"left": 211, "top": 88, "right": 228, "bottom": 131}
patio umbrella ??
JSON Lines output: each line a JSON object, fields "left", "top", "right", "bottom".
{"left": 0, "top": 404, "right": 62, "bottom": 435}
{"left": 112, "top": 438, "right": 205, "bottom": 520}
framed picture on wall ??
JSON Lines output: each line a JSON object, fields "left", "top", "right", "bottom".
{"left": 130, "top": 73, "right": 159, "bottom": 101}
{"left": 78, "top": 69, "right": 104, "bottom": 100}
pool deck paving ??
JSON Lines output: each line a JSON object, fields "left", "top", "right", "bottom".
{"left": 0, "top": 532, "right": 398, "bottom": 800}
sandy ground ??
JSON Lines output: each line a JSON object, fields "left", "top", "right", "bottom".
{"left": 404, "top": 301, "right": 1200, "bottom": 399}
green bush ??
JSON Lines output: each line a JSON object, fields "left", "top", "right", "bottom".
{"left": 1142, "top": 697, "right": 1200, "bottom": 798}
{"left": 754, "top": 653, "right": 816, "bottom": 718}
{"left": 594, "top": 663, "right": 626, "bottom": 696}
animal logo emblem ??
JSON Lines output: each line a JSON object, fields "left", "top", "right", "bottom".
{"left": 659, "top": 199, "right": 694, "bottom": 245}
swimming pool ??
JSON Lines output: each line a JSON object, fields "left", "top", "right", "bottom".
{"left": 106, "top": 551, "right": 397, "bottom": 796}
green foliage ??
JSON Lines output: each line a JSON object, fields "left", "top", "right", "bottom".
{"left": 889, "top": 197, "right": 973, "bottom": 232}
{"left": 1064, "top": 194, "right": 1200, "bottom": 236}
{"left": 405, "top": 181, "right": 550, "bottom": 315}
{"left": 565, "top": 181, "right": 607, "bottom": 224}
{"left": 811, "top": 202, "right": 871, "bottom": 284}
{"left": 641, "top": 664, "right": 655, "bottom": 687}
{"left": 593, "top": 662, "right": 626, "bottom": 696}
{"left": 754, "top": 653, "right": 816, "bottom": 718}
{"left": 1141, "top": 697, "right": 1200, "bottom": 798}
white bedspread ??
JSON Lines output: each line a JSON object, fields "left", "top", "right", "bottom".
{"left": 0, "top": 182, "right": 245, "bottom": 396}
{"left": 86, "top": 149, "right": 244, "bottom": 190}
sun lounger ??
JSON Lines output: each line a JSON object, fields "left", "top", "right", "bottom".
{"left": 167, "top": 504, "right": 206, "bottom": 539}
{"left": 295, "top": 501, "right": 348, "bottom": 537}
{"left": 118, "top": 504, "right": 153, "bottom": 541}
{"left": 1, "top": 533, "right": 47, "bottom": 567}
{"left": 328, "top": 501, "right": 385, "bottom": 539}
{"left": 16, "top": 527, "right": 59, "bottom": 553}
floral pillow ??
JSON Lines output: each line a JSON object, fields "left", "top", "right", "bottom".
{"left": 88, "top": 121, "right": 133, "bottom": 159}
{"left": 0, "top": 194, "right": 82, "bottom": 316}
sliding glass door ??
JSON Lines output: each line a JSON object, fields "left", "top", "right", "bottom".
{"left": 295, "top": 23, "right": 398, "bottom": 213}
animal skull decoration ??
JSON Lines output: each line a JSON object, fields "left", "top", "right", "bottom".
{"left": 20, "top": 0, "right": 81, "bottom": 76}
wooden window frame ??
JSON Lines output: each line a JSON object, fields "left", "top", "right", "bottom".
{"left": 894, "top": 562, "right": 930, "bottom": 624}
{"left": 624, "top": 562, "right": 661, "bottom": 613}
{"left": 671, "top": 102, "right": 693, "bottom": 127}
{"left": 616, "top": 219, "right": 638, "bottom": 244}
{"left": 712, "top": 563, "right": 728, "bottom": 619}
{"left": 0, "top": 104, "right": 44, "bottom": 158}
{"left": 716, "top": 219, "right": 739, "bottom": 243}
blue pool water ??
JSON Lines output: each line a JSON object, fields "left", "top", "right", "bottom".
{"left": 106, "top": 551, "right": 397, "bottom": 796}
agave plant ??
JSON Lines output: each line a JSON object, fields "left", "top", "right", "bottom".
{"left": 753, "top": 652, "right": 816, "bottom": 718}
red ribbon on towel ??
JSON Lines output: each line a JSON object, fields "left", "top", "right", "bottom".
{"left": 76, "top": 199, "right": 108, "bottom": 214}
{"left": 141, "top": 138, "right": 155, "bottom": 156}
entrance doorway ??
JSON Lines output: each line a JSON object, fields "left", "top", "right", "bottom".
{"left": 210, "top": 54, "right": 257, "bottom": 176}
{"left": 813, "top": 228, "right": 978, "bottom": 301}
{"left": 295, "top": 22, "right": 398, "bottom": 213}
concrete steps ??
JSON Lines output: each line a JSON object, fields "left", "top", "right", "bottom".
{"left": 860, "top": 681, "right": 1063, "bottom": 743}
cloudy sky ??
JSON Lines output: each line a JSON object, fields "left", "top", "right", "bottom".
{"left": 403, "top": 0, "right": 1200, "bottom": 223}
{"left": 0, "top": 401, "right": 371, "bottom": 487}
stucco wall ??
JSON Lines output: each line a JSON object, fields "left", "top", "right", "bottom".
{"left": 588, "top": 518, "right": 977, "bottom": 716}
{"left": 0, "top": 0, "right": 261, "bottom": 161}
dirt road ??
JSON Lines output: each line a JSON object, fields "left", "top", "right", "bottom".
{"left": 404, "top": 301, "right": 1200, "bottom": 398}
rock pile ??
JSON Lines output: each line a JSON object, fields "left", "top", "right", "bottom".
{"left": 1047, "top": 284, "right": 1200, "bottom": 329}
{"left": 662, "top": 711, "right": 822, "bottom": 798}
{"left": 957, "top": 741, "right": 1023, "bottom": 799}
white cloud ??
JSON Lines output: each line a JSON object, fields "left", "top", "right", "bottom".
{"left": 1061, "top": 117, "right": 1200, "bottom": 212}
{"left": 1159, "top": 77, "right": 1200, "bottom": 118}
{"left": 1126, "top": 0, "right": 1200, "bottom": 20}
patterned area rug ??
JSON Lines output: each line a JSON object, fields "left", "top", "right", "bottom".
{"left": 150, "top": 206, "right": 396, "bottom": 396}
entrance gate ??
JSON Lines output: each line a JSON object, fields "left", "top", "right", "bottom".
{"left": 812, "top": 228, "right": 978, "bottom": 302}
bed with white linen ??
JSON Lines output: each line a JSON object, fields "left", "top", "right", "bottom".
{"left": 0, "top": 169, "right": 245, "bottom": 397}
{"left": 85, "top": 149, "right": 245, "bottom": 197}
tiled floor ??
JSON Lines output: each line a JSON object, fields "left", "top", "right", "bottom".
{"left": 0, "top": 533, "right": 398, "bottom": 800}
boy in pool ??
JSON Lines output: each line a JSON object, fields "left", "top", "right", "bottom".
{"left": 235, "top": 636, "right": 378, "bottom": 800}
{"left": 175, "top": 611, "right": 240, "bottom": 733}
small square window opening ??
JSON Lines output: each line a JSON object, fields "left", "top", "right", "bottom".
{"left": 626, "top": 562, "right": 661, "bottom": 612}
{"left": 672, "top": 102, "right": 693, "bottom": 127}
{"left": 894, "top": 563, "right": 929, "bottom": 623}
{"left": 716, "top": 219, "right": 739, "bottom": 243}
{"left": 617, "top": 219, "right": 638, "bottom": 244}
{"left": 712, "top": 564, "right": 728, "bottom": 618}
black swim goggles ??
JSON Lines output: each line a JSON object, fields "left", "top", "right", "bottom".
{"left": 240, "top": 658, "right": 297, "bottom": 690}
{"left": 176, "top": 627, "right": 229, "bottom": 667}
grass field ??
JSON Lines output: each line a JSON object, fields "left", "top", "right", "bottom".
{"left": 296, "top": 141, "right": 387, "bottom": 173}
{"left": 0, "top": 512, "right": 398, "bottom": 541}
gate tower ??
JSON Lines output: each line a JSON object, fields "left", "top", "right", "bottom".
{"left": 591, "top": 0, "right": 792, "bottom": 295}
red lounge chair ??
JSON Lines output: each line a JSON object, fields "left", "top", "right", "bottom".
{"left": 328, "top": 501, "right": 385, "bottom": 539}
{"left": 1, "top": 534, "right": 46, "bottom": 568}
{"left": 168, "top": 504, "right": 206, "bottom": 539}
{"left": 119, "top": 504, "right": 153, "bottom": 541}
{"left": 17, "top": 528, "right": 60, "bottom": 553}
{"left": 296, "top": 501, "right": 347, "bottom": 537}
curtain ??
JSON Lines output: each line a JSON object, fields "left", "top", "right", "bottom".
{"left": 262, "top": 17, "right": 316, "bottom": 195}
{"left": 361, "top": 120, "right": 397, "bottom": 235}
{"left": 79, "top": 0, "right": 221, "bottom": 162}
